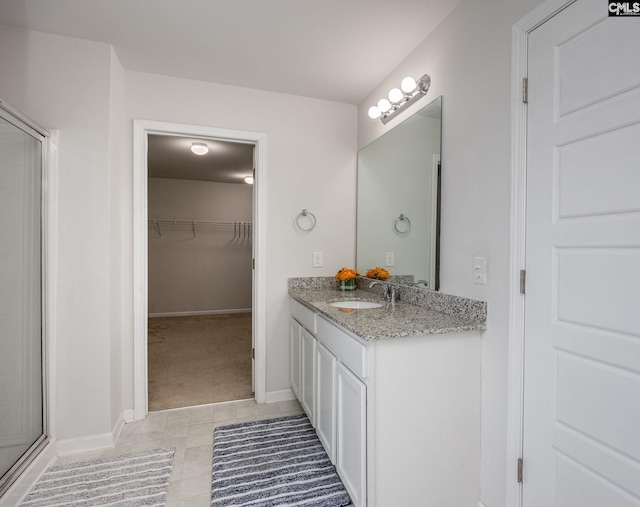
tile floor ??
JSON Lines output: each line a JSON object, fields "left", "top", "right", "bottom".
{"left": 55, "top": 398, "right": 305, "bottom": 507}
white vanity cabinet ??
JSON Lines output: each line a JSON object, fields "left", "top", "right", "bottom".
{"left": 289, "top": 298, "right": 369, "bottom": 505}
{"left": 315, "top": 341, "right": 336, "bottom": 462}
{"left": 289, "top": 299, "right": 368, "bottom": 505}
{"left": 290, "top": 298, "right": 317, "bottom": 425}
{"left": 289, "top": 295, "right": 481, "bottom": 507}
{"left": 289, "top": 318, "right": 301, "bottom": 399}
{"left": 316, "top": 315, "right": 368, "bottom": 506}
{"left": 300, "top": 327, "right": 316, "bottom": 424}
{"left": 335, "top": 360, "right": 367, "bottom": 506}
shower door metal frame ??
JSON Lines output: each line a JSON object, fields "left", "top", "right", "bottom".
{"left": 0, "top": 100, "right": 54, "bottom": 499}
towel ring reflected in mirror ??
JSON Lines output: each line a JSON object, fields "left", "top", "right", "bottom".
{"left": 296, "top": 209, "right": 316, "bottom": 231}
{"left": 394, "top": 214, "right": 411, "bottom": 234}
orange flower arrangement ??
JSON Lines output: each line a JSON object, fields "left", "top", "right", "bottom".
{"left": 365, "top": 267, "right": 390, "bottom": 280}
{"left": 335, "top": 267, "right": 360, "bottom": 281}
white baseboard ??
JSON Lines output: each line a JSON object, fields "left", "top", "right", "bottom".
{"left": 56, "top": 410, "right": 127, "bottom": 457}
{"left": 148, "top": 308, "right": 251, "bottom": 318}
{"left": 265, "top": 388, "right": 296, "bottom": 403}
{"left": 0, "top": 441, "right": 57, "bottom": 507}
{"left": 123, "top": 409, "right": 135, "bottom": 423}
{"left": 56, "top": 431, "right": 114, "bottom": 457}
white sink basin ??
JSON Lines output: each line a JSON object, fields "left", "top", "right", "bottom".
{"left": 329, "top": 300, "right": 383, "bottom": 309}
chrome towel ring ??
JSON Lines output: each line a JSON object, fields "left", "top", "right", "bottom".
{"left": 296, "top": 209, "right": 317, "bottom": 231}
{"left": 394, "top": 214, "right": 411, "bottom": 234}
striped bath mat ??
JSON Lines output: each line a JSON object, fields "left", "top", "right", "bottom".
{"left": 20, "top": 447, "right": 174, "bottom": 506}
{"left": 211, "top": 414, "right": 351, "bottom": 506}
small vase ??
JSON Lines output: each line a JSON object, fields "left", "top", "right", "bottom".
{"left": 340, "top": 279, "right": 357, "bottom": 291}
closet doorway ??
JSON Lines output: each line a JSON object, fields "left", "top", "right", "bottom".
{"left": 147, "top": 135, "right": 254, "bottom": 411}
{"left": 133, "top": 121, "right": 268, "bottom": 419}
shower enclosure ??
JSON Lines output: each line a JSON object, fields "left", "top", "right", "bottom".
{"left": 0, "top": 102, "right": 49, "bottom": 497}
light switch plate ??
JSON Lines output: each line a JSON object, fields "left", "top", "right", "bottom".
{"left": 473, "top": 256, "right": 487, "bottom": 285}
{"left": 386, "top": 252, "right": 394, "bottom": 267}
{"left": 313, "top": 251, "right": 323, "bottom": 268}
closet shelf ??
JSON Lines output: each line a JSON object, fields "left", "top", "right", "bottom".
{"left": 149, "top": 218, "right": 252, "bottom": 226}
{"left": 149, "top": 219, "right": 252, "bottom": 239}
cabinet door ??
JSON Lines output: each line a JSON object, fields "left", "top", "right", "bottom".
{"left": 316, "top": 342, "right": 336, "bottom": 463}
{"left": 289, "top": 318, "right": 302, "bottom": 399}
{"left": 300, "top": 327, "right": 316, "bottom": 425}
{"left": 336, "top": 362, "right": 366, "bottom": 507}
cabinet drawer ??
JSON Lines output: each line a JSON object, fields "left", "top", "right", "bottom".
{"left": 290, "top": 298, "right": 316, "bottom": 333}
{"left": 317, "top": 316, "right": 368, "bottom": 380}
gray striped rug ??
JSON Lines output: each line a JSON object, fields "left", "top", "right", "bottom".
{"left": 20, "top": 447, "right": 174, "bottom": 506}
{"left": 211, "top": 414, "right": 351, "bottom": 506}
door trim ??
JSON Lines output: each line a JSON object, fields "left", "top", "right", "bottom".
{"left": 507, "top": 1, "right": 575, "bottom": 505}
{"left": 132, "top": 120, "right": 267, "bottom": 420}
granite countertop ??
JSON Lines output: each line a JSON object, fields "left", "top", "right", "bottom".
{"left": 289, "top": 286, "right": 487, "bottom": 342}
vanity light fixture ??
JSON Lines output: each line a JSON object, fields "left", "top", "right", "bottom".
{"left": 367, "top": 73, "right": 431, "bottom": 125}
{"left": 190, "top": 142, "right": 209, "bottom": 155}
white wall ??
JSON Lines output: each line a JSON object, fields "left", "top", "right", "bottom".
{"left": 123, "top": 71, "right": 357, "bottom": 400}
{"left": 0, "top": 26, "right": 122, "bottom": 440}
{"left": 358, "top": 1, "right": 545, "bottom": 506}
{"left": 147, "top": 177, "right": 253, "bottom": 315}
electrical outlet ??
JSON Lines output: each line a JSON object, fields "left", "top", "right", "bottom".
{"left": 313, "top": 251, "right": 323, "bottom": 268}
{"left": 473, "top": 256, "right": 487, "bottom": 285}
{"left": 386, "top": 252, "right": 394, "bottom": 267}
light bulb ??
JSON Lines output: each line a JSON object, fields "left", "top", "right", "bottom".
{"left": 401, "top": 76, "right": 417, "bottom": 93}
{"left": 377, "top": 98, "right": 391, "bottom": 113}
{"left": 368, "top": 106, "right": 381, "bottom": 119}
{"left": 191, "top": 142, "right": 208, "bottom": 155}
{"left": 388, "top": 88, "right": 403, "bottom": 103}
{"left": 244, "top": 176, "right": 254, "bottom": 184}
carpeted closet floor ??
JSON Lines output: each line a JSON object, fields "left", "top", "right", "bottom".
{"left": 148, "top": 313, "right": 253, "bottom": 411}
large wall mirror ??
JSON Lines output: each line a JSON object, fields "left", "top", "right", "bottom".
{"left": 357, "top": 96, "right": 441, "bottom": 290}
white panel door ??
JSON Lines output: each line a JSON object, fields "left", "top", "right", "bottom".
{"left": 523, "top": 1, "right": 640, "bottom": 505}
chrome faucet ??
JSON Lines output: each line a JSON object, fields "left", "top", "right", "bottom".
{"left": 368, "top": 281, "right": 400, "bottom": 303}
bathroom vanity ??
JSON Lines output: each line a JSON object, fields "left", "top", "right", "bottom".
{"left": 289, "top": 279, "right": 486, "bottom": 507}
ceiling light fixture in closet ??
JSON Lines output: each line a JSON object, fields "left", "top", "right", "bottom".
{"left": 190, "top": 142, "right": 209, "bottom": 155}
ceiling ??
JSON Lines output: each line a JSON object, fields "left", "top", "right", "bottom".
{"left": 0, "top": 0, "right": 460, "bottom": 105}
{"left": 148, "top": 135, "right": 254, "bottom": 183}
{"left": 0, "top": 0, "right": 460, "bottom": 182}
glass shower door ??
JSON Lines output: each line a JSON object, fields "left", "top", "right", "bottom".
{"left": 0, "top": 110, "right": 47, "bottom": 495}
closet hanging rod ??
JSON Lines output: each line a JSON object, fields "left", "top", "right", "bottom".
{"left": 148, "top": 219, "right": 252, "bottom": 226}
